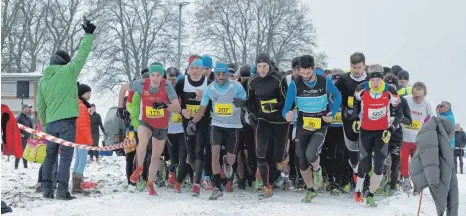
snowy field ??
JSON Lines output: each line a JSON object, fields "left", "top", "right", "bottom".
{"left": 1, "top": 155, "right": 464, "bottom": 216}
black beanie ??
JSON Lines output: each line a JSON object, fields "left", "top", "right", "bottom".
{"left": 391, "top": 65, "right": 403, "bottom": 76}
{"left": 384, "top": 74, "right": 399, "bottom": 89}
{"left": 56, "top": 50, "right": 71, "bottom": 63}
{"left": 239, "top": 65, "right": 251, "bottom": 78}
{"left": 50, "top": 50, "right": 71, "bottom": 65}
{"left": 291, "top": 57, "right": 300, "bottom": 69}
{"left": 255, "top": 53, "right": 271, "bottom": 65}
{"left": 368, "top": 72, "right": 384, "bottom": 79}
{"left": 397, "top": 70, "right": 409, "bottom": 81}
{"left": 383, "top": 67, "right": 391, "bottom": 75}
{"left": 166, "top": 67, "right": 180, "bottom": 77}
{"left": 78, "top": 84, "right": 91, "bottom": 97}
{"left": 227, "top": 63, "right": 238, "bottom": 74}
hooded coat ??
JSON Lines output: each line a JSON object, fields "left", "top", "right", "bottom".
{"left": 37, "top": 34, "right": 94, "bottom": 126}
{"left": 1, "top": 105, "right": 22, "bottom": 158}
{"left": 409, "top": 116, "right": 458, "bottom": 216}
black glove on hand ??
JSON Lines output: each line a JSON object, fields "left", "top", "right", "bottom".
{"left": 186, "top": 121, "right": 196, "bottom": 136}
{"left": 388, "top": 125, "right": 396, "bottom": 134}
{"left": 233, "top": 98, "right": 246, "bottom": 108}
{"left": 117, "top": 108, "right": 130, "bottom": 121}
{"left": 82, "top": 17, "right": 97, "bottom": 34}
{"left": 152, "top": 101, "right": 168, "bottom": 109}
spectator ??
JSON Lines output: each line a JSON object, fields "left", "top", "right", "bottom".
{"left": 72, "top": 84, "right": 93, "bottom": 193}
{"left": 89, "top": 104, "right": 106, "bottom": 162}
{"left": 37, "top": 18, "right": 96, "bottom": 200}
{"left": 15, "top": 104, "right": 33, "bottom": 169}
{"left": 454, "top": 123, "right": 466, "bottom": 174}
{"left": 437, "top": 101, "right": 456, "bottom": 149}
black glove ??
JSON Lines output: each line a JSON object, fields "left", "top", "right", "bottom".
{"left": 82, "top": 16, "right": 97, "bottom": 34}
{"left": 248, "top": 113, "right": 258, "bottom": 128}
{"left": 117, "top": 108, "right": 130, "bottom": 121}
{"left": 263, "top": 102, "right": 275, "bottom": 112}
{"left": 186, "top": 121, "right": 196, "bottom": 136}
{"left": 233, "top": 98, "right": 246, "bottom": 108}
{"left": 342, "top": 108, "right": 353, "bottom": 120}
{"left": 152, "top": 101, "right": 168, "bottom": 109}
{"left": 388, "top": 125, "right": 396, "bottom": 134}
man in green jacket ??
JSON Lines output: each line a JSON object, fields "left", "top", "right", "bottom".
{"left": 37, "top": 18, "right": 96, "bottom": 200}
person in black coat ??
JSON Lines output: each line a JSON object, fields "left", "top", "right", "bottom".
{"left": 454, "top": 123, "right": 466, "bottom": 174}
{"left": 15, "top": 104, "right": 33, "bottom": 169}
{"left": 88, "top": 104, "right": 106, "bottom": 161}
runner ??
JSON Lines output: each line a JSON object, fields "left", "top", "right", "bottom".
{"left": 164, "top": 67, "right": 187, "bottom": 189}
{"left": 350, "top": 64, "right": 402, "bottom": 206}
{"left": 401, "top": 81, "right": 436, "bottom": 193}
{"left": 247, "top": 53, "right": 289, "bottom": 199}
{"left": 175, "top": 58, "right": 213, "bottom": 196}
{"left": 396, "top": 70, "right": 412, "bottom": 96}
{"left": 334, "top": 52, "right": 369, "bottom": 183}
{"left": 188, "top": 62, "right": 246, "bottom": 200}
{"left": 118, "top": 65, "right": 181, "bottom": 195}
{"left": 321, "top": 68, "right": 351, "bottom": 195}
{"left": 282, "top": 55, "right": 341, "bottom": 202}
{"left": 383, "top": 75, "right": 412, "bottom": 196}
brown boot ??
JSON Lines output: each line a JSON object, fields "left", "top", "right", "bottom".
{"left": 72, "top": 173, "right": 85, "bottom": 194}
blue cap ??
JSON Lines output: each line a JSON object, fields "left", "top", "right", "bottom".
{"left": 214, "top": 63, "right": 229, "bottom": 74}
{"left": 314, "top": 67, "right": 324, "bottom": 76}
{"left": 201, "top": 55, "right": 213, "bottom": 68}
{"left": 190, "top": 58, "right": 203, "bottom": 68}
{"left": 250, "top": 64, "right": 256, "bottom": 76}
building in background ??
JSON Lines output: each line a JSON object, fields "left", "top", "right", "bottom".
{"left": 1, "top": 72, "right": 42, "bottom": 115}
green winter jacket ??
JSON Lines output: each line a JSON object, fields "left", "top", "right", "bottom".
{"left": 130, "top": 92, "right": 141, "bottom": 129}
{"left": 37, "top": 34, "right": 95, "bottom": 125}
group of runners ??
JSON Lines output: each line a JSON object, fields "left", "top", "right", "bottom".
{"left": 115, "top": 52, "right": 443, "bottom": 207}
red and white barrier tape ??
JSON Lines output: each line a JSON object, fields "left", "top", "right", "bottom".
{"left": 17, "top": 123, "right": 131, "bottom": 151}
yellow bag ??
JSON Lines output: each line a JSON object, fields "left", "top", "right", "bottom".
{"left": 22, "top": 138, "right": 46, "bottom": 164}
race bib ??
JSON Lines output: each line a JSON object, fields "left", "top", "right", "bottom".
{"left": 389, "top": 117, "right": 395, "bottom": 125}
{"left": 261, "top": 98, "right": 278, "bottom": 113}
{"left": 348, "top": 96, "right": 354, "bottom": 108}
{"left": 171, "top": 113, "right": 182, "bottom": 123}
{"left": 303, "top": 117, "right": 321, "bottom": 131}
{"left": 215, "top": 103, "right": 233, "bottom": 116}
{"left": 405, "top": 120, "right": 421, "bottom": 130}
{"left": 145, "top": 106, "right": 164, "bottom": 118}
{"left": 368, "top": 107, "right": 387, "bottom": 120}
{"left": 332, "top": 112, "right": 343, "bottom": 124}
{"left": 186, "top": 105, "right": 200, "bottom": 115}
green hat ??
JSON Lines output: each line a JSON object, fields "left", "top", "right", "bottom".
{"left": 150, "top": 62, "right": 163, "bottom": 67}
{"left": 149, "top": 65, "right": 165, "bottom": 77}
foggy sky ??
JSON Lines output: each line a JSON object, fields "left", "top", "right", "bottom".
{"left": 306, "top": 0, "right": 466, "bottom": 124}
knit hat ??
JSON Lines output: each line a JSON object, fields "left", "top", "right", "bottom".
{"left": 214, "top": 63, "right": 229, "bottom": 74}
{"left": 383, "top": 67, "right": 391, "bottom": 75}
{"left": 50, "top": 50, "right": 71, "bottom": 65}
{"left": 227, "top": 63, "right": 238, "bottom": 74}
{"left": 149, "top": 65, "right": 165, "bottom": 77}
{"left": 150, "top": 62, "right": 163, "bottom": 67}
{"left": 368, "top": 72, "right": 384, "bottom": 79}
{"left": 384, "top": 74, "right": 399, "bottom": 89}
{"left": 239, "top": 65, "right": 251, "bottom": 77}
{"left": 255, "top": 53, "right": 271, "bottom": 65}
{"left": 201, "top": 55, "right": 213, "bottom": 68}
{"left": 397, "top": 70, "right": 409, "bottom": 81}
{"left": 190, "top": 58, "right": 203, "bottom": 68}
{"left": 391, "top": 65, "right": 403, "bottom": 76}
{"left": 78, "top": 84, "right": 92, "bottom": 97}
{"left": 166, "top": 67, "right": 180, "bottom": 77}
{"left": 188, "top": 55, "right": 200, "bottom": 65}
{"left": 291, "top": 57, "right": 300, "bottom": 69}
{"left": 250, "top": 64, "right": 256, "bottom": 76}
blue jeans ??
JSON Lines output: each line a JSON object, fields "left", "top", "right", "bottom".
{"left": 73, "top": 148, "right": 88, "bottom": 174}
{"left": 42, "top": 119, "right": 76, "bottom": 196}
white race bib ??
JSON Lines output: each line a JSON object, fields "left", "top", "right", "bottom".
{"left": 368, "top": 107, "right": 387, "bottom": 120}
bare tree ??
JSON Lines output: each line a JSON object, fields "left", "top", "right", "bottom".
{"left": 194, "top": 0, "right": 327, "bottom": 70}
{"left": 1, "top": 0, "right": 24, "bottom": 72}
{"left": 90, "top": 0, "right": 179, "bottom": 92}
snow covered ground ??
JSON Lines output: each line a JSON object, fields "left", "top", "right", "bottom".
{"left": 1, "top": 155, "right": 464, "bottom": 216}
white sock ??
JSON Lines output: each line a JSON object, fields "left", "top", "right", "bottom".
{"left": 354, "top": 177, "right": 365, "bottom": 192}
{"left": 369, "top": 174, "right": 383, "bottom": 193}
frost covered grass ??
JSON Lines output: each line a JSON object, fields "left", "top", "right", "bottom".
{"left": 1, "top": 155, "right": 464, "bottom": 216}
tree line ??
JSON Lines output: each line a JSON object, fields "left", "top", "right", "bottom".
{"left": 2, "top": 0, "right": 326, "bottom": 92}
